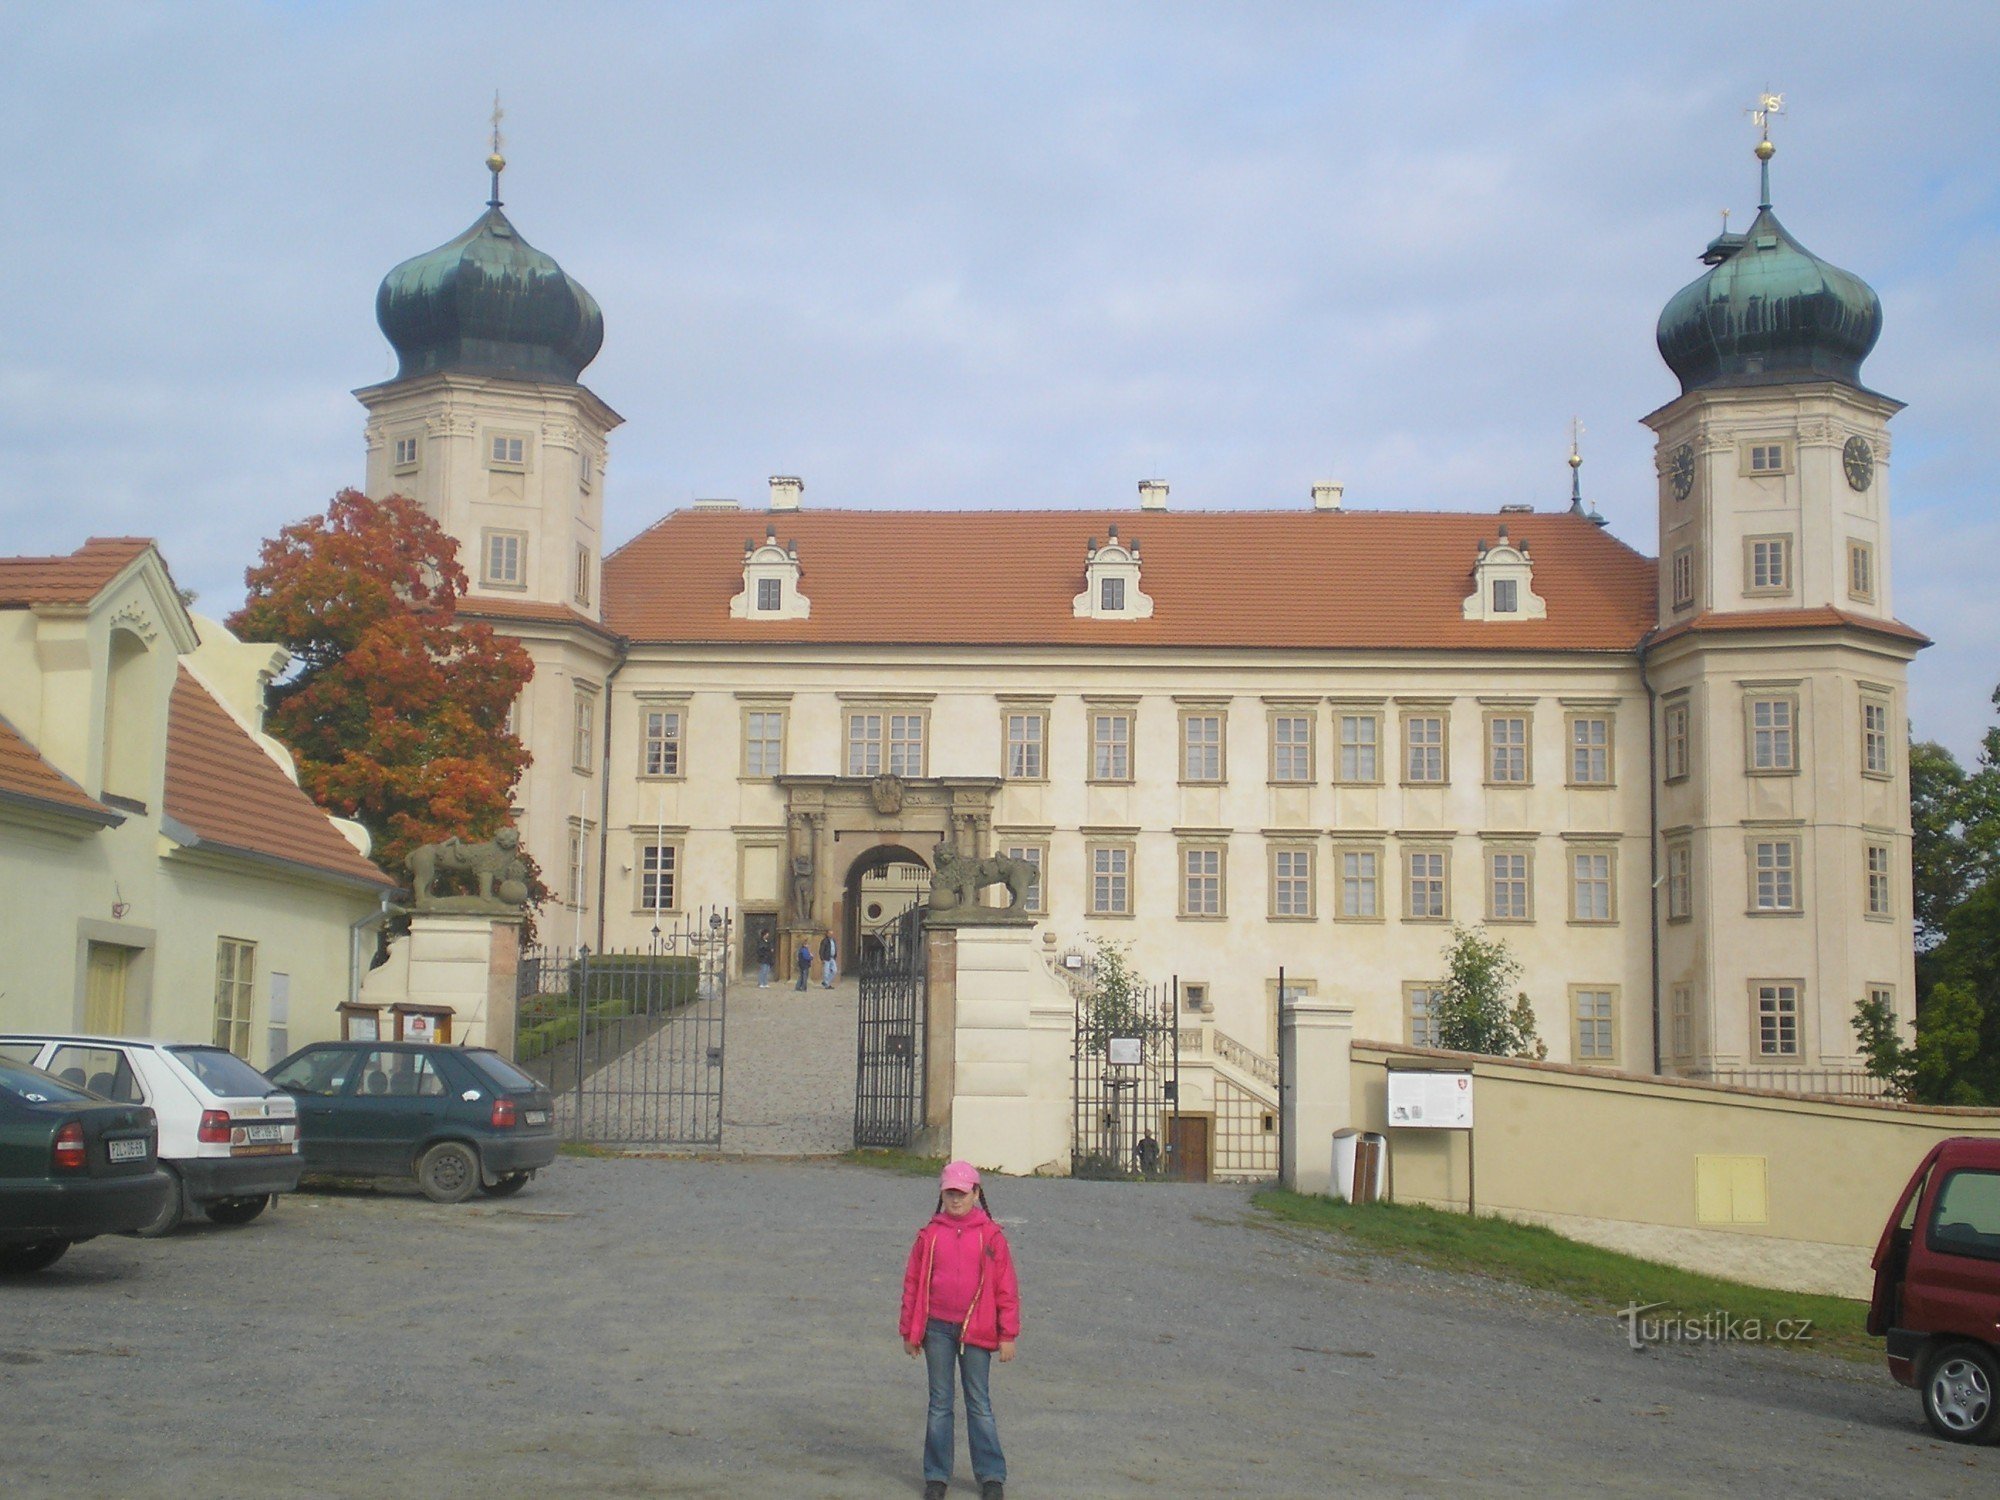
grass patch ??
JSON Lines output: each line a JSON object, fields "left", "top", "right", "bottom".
{"left": 557, "top": 1140, "right": 619, "bottom": 1159}
{"left": 841, "top": 1148, "right": 948, "bottom": 1177}
{"left": 1254, "top": 1189, "right": 1876, "bottom": 1363}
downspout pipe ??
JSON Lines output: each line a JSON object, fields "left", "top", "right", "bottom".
{"left": 594, "top": 649, "right": 630, "bottom": 952}
{"left": 348, "top": 890, "right": 395, "bottom": 1011}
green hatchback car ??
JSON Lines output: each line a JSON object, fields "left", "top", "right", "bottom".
{"left": 267, "top": 1043, "right": 558, "bottom": 1203}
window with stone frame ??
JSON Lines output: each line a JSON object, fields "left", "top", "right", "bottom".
{"left": 1405, "top": 983, "right": 1443, "bottom": 1048}
{"left": 1181, "top": 844, "right": 1224, "bottom": 917}
{"left": 1663, "top": 698, "right": 1691, "bottom": 782}
{"left": 1403, "top": 713, "right": 1447, "bottom": 784}
{"left": 1100, "top": 576, "right": 1125, "bottom": 611}
{"left": 1666, "top": 839, "right": 1692, "bottom": 922}
{"left": 1865, "top": 842, "right": 1893, "bottom": 918}
{"left": 636, "top": 840, "right": 680, "bottom": 913}
{"left": 1486, "top": 848, "right": 1531, "bottom": 921}
{"left": 1573, "top": 987, "right": 1616, "bottom": 1063}
{"left": 1570, "top": 847, "right": 1614, "bottom": 923}
{"left": 1485, "top": 713, "right": 1529, "bottom": 785}
{"left": 393, "top": 434, "right": 421, "bottom": 469}
{"left": 1848, "top": 540, "right": 1875, "bottom": 602}
{"left": 1269, "top": 713, "right": 1313, "bottom": 783}
{"left": 574, "top": 545, "right": 592, "bottom": 607}
{"left": 1404, "top": 848, "right": 1449, "bottom": 920}
{"left": 1750, "top": 837, "right": 1800, "bottom": 913}
{"left": 572, "top": 688, "right": 597, "bottom": 773}
{"left": 1746, "top": 535, "right": 1792, "bottom": 593}
{"left": 1089, "top": 843, "right": 1133, "bottom": 916}
{"left": 1862, "top": 699, "right": 1892, "bottom": 779}
{"left": 1181, "top": 712, "right": 1225, "bottom": 783}
{"left": 756, "top": 577, "right": 782, "bottom": 611}
{"left": 1670, "top": 983, "right": 1694, "bottom": 1061}
{"left": 1567, "top": 713, "right": 1612, "bottom": 786}
{"left": 640, "top": 707, "right": 685, "bottom": 778}
{"left": 213, "top": 937, "right": 255, "bottom": 1059}
{"left": 1753, "top": 981, "right": 1801, "bottom": 1058}
{"left": 1270, "top": 845, "right": 1313, "bottom": 919}
{"left": 1672, "top": 547, "right": 1695, "bottom": 609}
{"left": 1746, "top": 695, "right": 1798, "bottom": 773}
{"left": 1337, "top": 712, "right": 1381, "bottom": 783}
{"left": 847, "top": 711, "right": 927, "bottom": 778}
{"left": 1005, "top": 711, "right": 1047, "bottom": 780}
{"left": 1337, "top": 847, "right": 1380, "bottom": 919}
{"left": 1090, "top": 711, "right": 1134, "bottom": 782}
{"left": 743, "top": 708, "right": 785, "bottom": 778}
{"left": 488, "top": 432, "right": 527, "bottom": 468}
{"left": 481, "top": 529, "right": 525, "bottom": 587}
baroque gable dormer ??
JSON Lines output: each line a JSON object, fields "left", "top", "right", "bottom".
{"left": 730, "top": 527, "right": 810, "bottom": 620}
{"left": 1462, "top": 524, "right": 1547, "bottom": 621}
{"left": 1073, "top": 525, "right": 1153, "bottom": 620}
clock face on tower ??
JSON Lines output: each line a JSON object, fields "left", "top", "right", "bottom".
{"left": 1668, "top": 442, "right": 1696, "bottom": 501}
{"left": 1843, "top": 435, "right": 1875, "bottom": 492}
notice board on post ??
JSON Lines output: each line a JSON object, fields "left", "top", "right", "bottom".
{"left": 1386, "top": 1070, "right": 1473, "bottom": 1129}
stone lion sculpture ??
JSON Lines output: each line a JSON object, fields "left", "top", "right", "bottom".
{"left": 406, "top": 827, "right": 530, "bottom": 910}
{"left": 929, "top": 840, "right": 1035, "bottom": 912}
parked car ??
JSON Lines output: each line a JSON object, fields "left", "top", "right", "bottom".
{"left": 0, "top": 1034, "right": 302, "bottom": 1236}
{"left": 0, "top": 1057, "right": 172, "bottom": 1272}
{"left": 267, "top": 1042, "right": 558, "bottom": 1203}
{"left": 1868, "top": 1135, "right": 2000, "bottom": 1443}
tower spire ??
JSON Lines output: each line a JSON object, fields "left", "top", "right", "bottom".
{"left": 1748, "top": 90, "right": 1783, "bottom": 210}
{"left": 486, "top": 91, "right": 506, "bottom": 209}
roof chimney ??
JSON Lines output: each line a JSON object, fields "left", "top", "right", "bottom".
{"left": 769, "top": 475, "right": 803, "bottom": 511}
{"left": 1311, "top": 481, "right": 1344, "bottom": 512}
{"left": 1138, "top": 479, "right": 1169, "bottom": 511}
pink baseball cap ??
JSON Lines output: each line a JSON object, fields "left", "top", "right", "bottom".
{"left": 940, "top": 1160, "right": 981, "bottom": 1193}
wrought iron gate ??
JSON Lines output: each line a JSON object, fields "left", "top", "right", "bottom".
{"left": 515, "top": 908, "right": 731, "bottom": 1146}
{"left": 854, "top": 904, "right": 925, "bottom": 1148}
{"left": 1073, "top": 972, "right": 1179, "bottom": 1178}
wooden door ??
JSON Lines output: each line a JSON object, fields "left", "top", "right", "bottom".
{"left": 84, "top": 943, "right": 131, "bottom": 1034}
{"left": 1169, "top": 1115, "right": 1211, "bottom": 1182}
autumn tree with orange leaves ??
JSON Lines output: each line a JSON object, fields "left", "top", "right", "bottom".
{"left": 228, "top": 490, "right": 535, "bottom": 891}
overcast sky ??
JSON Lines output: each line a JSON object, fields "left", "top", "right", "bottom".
{"left": 3, "top": 2, "right": 1995, "bottom": 758}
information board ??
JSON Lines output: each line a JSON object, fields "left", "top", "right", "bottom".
{"left": 1386, "top": 1070, "right": 1473, "bottom": 1129}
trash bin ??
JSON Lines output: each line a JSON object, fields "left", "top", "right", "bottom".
{"left": 1332, "top": 1129, "right": 1388, "bottom": 1203}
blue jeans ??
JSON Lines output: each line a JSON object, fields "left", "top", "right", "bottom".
{"left": 795, "top": 962, "right": 809, "bottom": 991}
{"left": 757, "top": 962, "right": 772, "bottom": 986}
{"left": 923, "top": 1317, "right": 1004, "bottom": 1484}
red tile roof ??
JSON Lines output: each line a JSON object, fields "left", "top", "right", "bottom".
{"left": 1646, "top": 606, "right": 1930, "bottom": 649}
{"left": 457, "top": 596, "right": 623, "bottom": 643}
{"left": 0, "top": 538, "right": 156, "bottom": 607}
{"left": 165, "top": 667, "right": 393, "bottom": 890}
{"left": 0, "top": 714, "right": 119, "bottom": 825}
{"left": 604, "top": 508, "right": 1659, "bottom": 651}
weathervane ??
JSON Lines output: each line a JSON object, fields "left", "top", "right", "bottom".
{"left": 1747, "top": 90, "right": 1783, "bottom": 208}
{"left": 1567, "top": 418, "right": 1585, "bottom": 514}
{"left": 486, "top": 91, "right": 507, "bottom": 208}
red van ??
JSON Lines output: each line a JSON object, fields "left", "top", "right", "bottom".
{"left": 1868, "top": 1136, "right": 2000, "bottom": 1442}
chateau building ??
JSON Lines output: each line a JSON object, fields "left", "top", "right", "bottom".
{"left": 355, "top": 140, "right": 1921, "bottom": 1091}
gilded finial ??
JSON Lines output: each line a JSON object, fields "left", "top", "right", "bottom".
{"left": 1567, "top": 418, "right": 1585, "bottom": 513}
{"left": 1747, "top": 90, "right": 1783, "bottom": 207}
{"left": 486, "top": 91, "right": 507, "bottom": 208}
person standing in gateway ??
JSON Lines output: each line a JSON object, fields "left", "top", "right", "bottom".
{"left": 819, "top": 930, "right": 839, "bottom": 988}
{"left": 795, "top": 936, "right": 814, "bottom": 992}
{"left": 755, "top": 929, "right": 775, "bottom": 988}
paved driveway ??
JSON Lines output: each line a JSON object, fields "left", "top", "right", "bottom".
{"left": 1, "top": 1157, "right": 1989, "bottom": 1498}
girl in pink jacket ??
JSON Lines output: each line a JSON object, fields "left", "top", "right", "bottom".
{"left": 900, "top": 1160, "right": 1020, "bottom": 1500}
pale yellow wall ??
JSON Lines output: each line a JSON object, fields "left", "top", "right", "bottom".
{"left": 0, "top": 562, "right": 379, "bottom": 1060}
{"left": 1351, "top": 1043, "right": 2000, "bottom": 1294}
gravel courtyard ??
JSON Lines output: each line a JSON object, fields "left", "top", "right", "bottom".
{"left": 2, "top": 1157, "right": 1990, "bottom": 1498}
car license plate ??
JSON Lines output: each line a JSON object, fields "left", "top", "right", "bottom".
{"left": 239, "top": 1123, "right": 286, "bottom": 1144}
{"left": 107, "top": 1138, "right": 147, "bottom": 1163}
{"left": 524, "top": 1109, "right": 549, "bottom": 1126}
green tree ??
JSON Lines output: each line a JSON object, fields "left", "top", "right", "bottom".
{"left": 1911, "top": 738, "right": 1978, "bottom": 951}
{"left": 1853, "top": 978, "right": 1991, "bottom": 1106}
{"left": 1082, "top": 943, "right": 1151, "bottom": 1044}
{"left": 227, "top": 490, "right": 537, "bottom": 887}
{"left": 1432, "top": 925, "right": 1546, "bottom": 1060}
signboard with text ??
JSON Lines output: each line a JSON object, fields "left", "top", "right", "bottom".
{"left": 1386, "top": 1070, "right": 1473, "bottom": 1129}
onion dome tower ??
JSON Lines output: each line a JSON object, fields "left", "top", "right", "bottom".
{"left": 355, "top": 116, "right": 622, "bottom": 624}
{"left": 1640, "top": 98, "right": 1919, "bottom": 1090}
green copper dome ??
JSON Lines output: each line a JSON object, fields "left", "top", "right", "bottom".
{"left": 376, "top": 202, "right": 603, "bottom": 384}
{"left": 1656, "top": 198, "right": 1882, "bottom": 396}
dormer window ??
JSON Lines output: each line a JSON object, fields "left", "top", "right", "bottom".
{"left": 1462, "top": 526, "right": 1547, "bottom": 622}
{"left": 1074, "top": 526, "right": 1153, "bottom": 620}
{"left": 731, "top": 528, "right": 811, "bottom": 620}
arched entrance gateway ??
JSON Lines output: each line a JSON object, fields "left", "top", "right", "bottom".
{"left": 774, "top": 772, "right": 1004, "bottom": 969}
{"left": 845, "top": 844, "right": 930, "bottom": 965}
